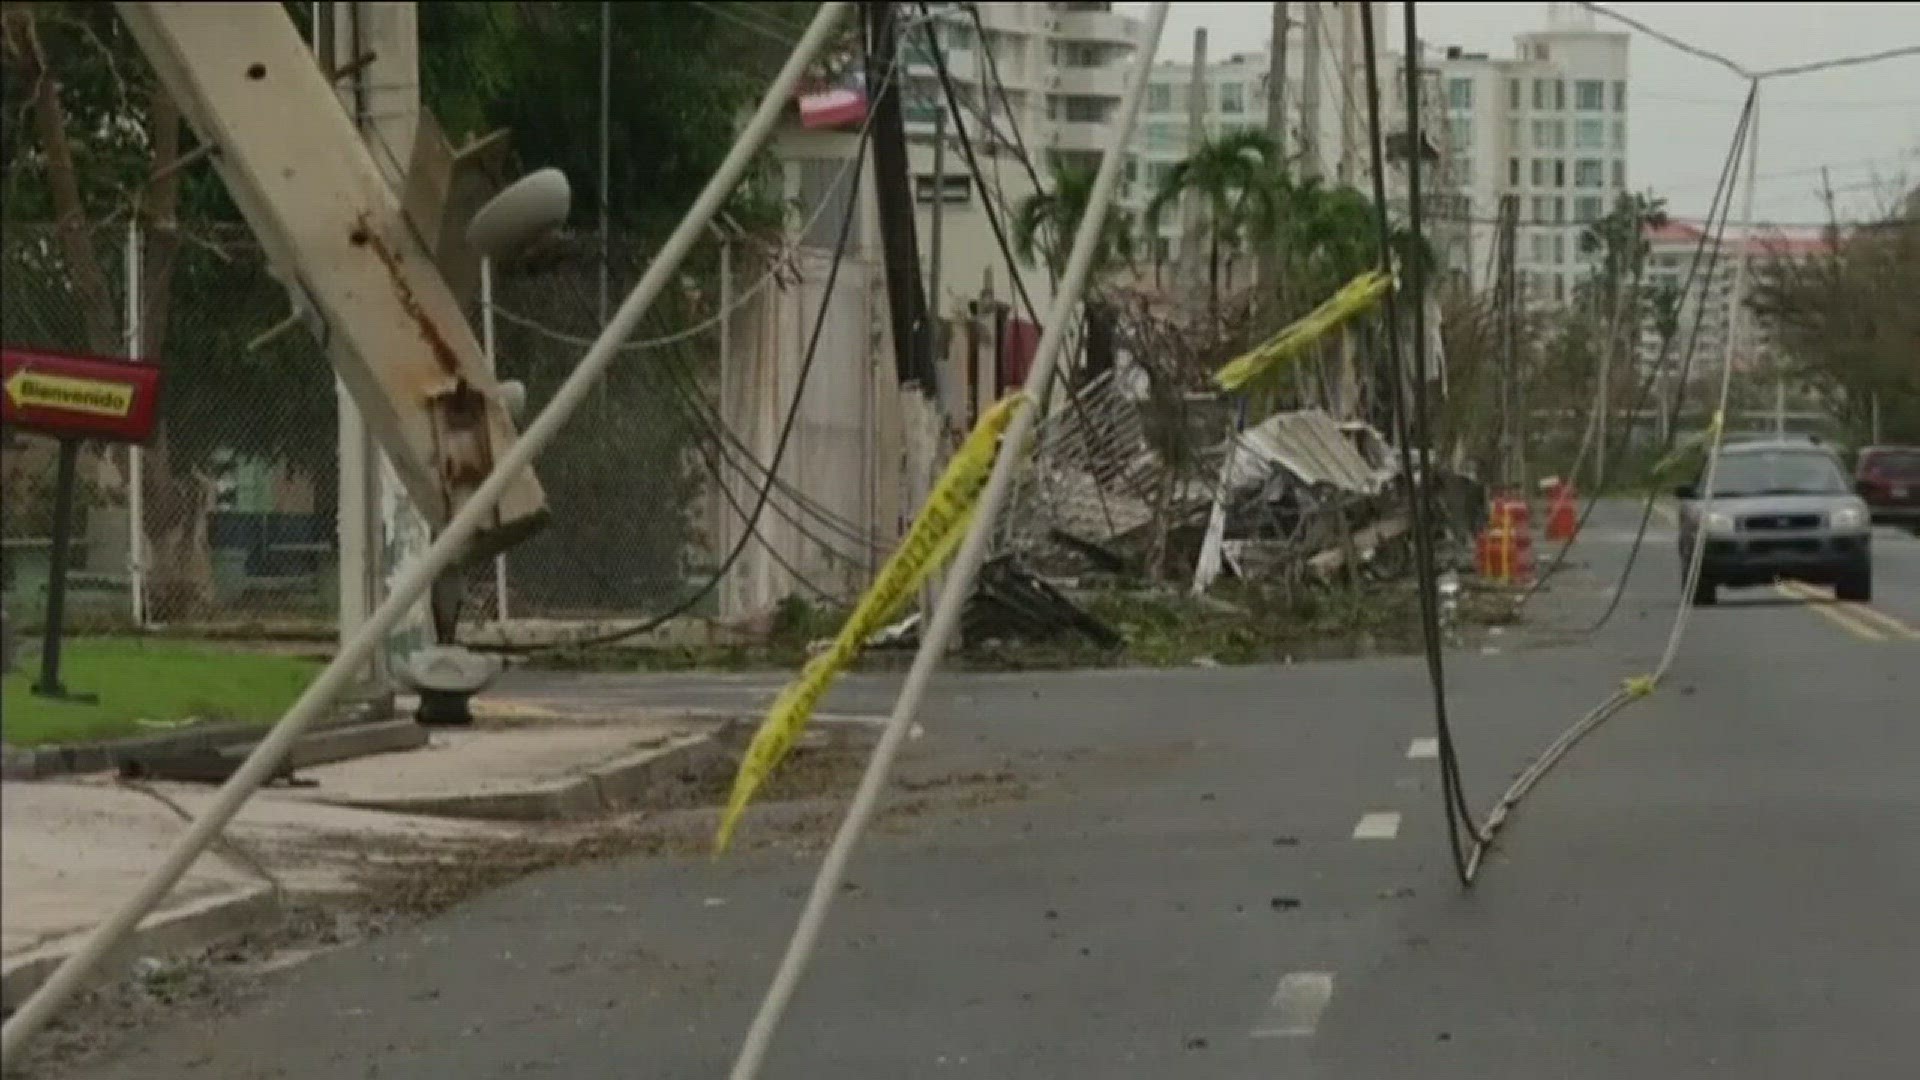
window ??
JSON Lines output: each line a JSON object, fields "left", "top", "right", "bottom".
{"left": 1509, "top": 78, "right": 1523, "bottom": 110}
{"left": 1450, "top": 153, "right": 1473, "bottom": 185}
{"left": 1575, "top": 79, "right": 1606, "bottom": 110}
{"left": 1612, "top": 80, "right": 1627, "bottom": 112}
{"left": 1575, "top": 195, "right": 1605, "bottom": 222}
{"left": 1148, "top": 161, "right": 1174, "bottom": 189}
{"left": 1448, "top": 77, "right": 1473, "bottom": 110}
{"left": 1554, "top": 159, "right": 1567, "bottom": 188}
{"left": 1147, "top": 83, "right": 1172, "bottom": 113}
{"left": 1509, "top": 157, "right": 1521, "bottom": 185}
{"left": 1219, "top": 81, "right": 1244, "bottom": 114}
{"left": 913, "top": 174, "right": 973, "bottom": 204}
{"left": 1450, "top": 118, "right": 1473, "bottom": 151}
{"left": 1611, "top": 159, "right": 1625, "bottom": 187}
{"left": 1554, "top": 233, "right": 1566, "bottom": 263}
{"left": 1553, "top": 197, "right": 1566, "bottom": 223}
{"left": 1575, "top": 158, "right": 1604, "bottom": 187}
{"left": 1531, "top": 195, "right": 1554, "bottom": 223}
{"left": 1143, "top": 122, "right": 1179, "bottom": 150}
{"left": 1612, "top": 120, "right": 1626, "bottom": 151}
{"left": 1554, "top": 79, "right": 1566, "bottom": 110}
{"left": 1575, "top": 118, "right": 1605, "bottom": 149}
{"left": 1534, "top": 43, "right": 1551, "bottom": 62}
{"left": 1531, "top": 158, "right": 1549, "bottom": 186}
{"left": 1555, "top": 273, "right": 1565, "bottom": 301}
{"left": 1532, "top": 118, "right": 1563, "bottom": 149}
{"left": 1531, "top": 232, "right": 1552, "bottom": 262}
{"left": 1533, "top": 78, "right": 1551, "bottom": 110}
{"left": 1507, "top": 118, "right": 1521, "bottom": 147}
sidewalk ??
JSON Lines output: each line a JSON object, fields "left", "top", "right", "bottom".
{"left": 1, "top": 702, "right": 733, "bottom": 1013}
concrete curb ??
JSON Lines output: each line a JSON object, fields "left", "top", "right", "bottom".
{"left": 310, "top": 732, "right": 736, "bottom": 823}
{"left": 1, "top": 882, "right": 278, "bottom": 1012}
{"left": 2, "top": 701, "right": 397, "bottom": 781}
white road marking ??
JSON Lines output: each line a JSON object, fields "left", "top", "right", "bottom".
{"left": 1250, "top": 972, "right": 1336, "bottom": 1038}
{"left": 1407, "top": 737, "right": 1438, "bottom": 760}
{"left": 1352, "top": 811, "right": 1402, "bottom": 840}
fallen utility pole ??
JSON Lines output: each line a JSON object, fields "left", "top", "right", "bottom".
{"left": 866, "top": 0, "right": 936, "bottom": 390}
{"left": 0, "top": 3, "right": 855, "bottom": 1061}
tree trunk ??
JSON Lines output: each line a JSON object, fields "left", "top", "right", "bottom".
{"left": 1208, "top": 231, "right": 1222, "bottom": 343}
{"left": 11, "top": 8, "right": 211, "bottom": 620}
{"left": 133, "top": 86, "right": 216, "bottom": 621}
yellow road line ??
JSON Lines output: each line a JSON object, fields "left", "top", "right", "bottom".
{"left": 1773, "top": 580, "right": 1888, "bottom": 642}
{"left": 1836, "top": 599, "right": 1920, "bottom": 641}
{"left": 1773, "top": 578, "right": 1920, "bottom": 639}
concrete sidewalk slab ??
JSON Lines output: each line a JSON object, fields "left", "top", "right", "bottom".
{"left": 0, "top": 778, "right": 515, "bottom": 1011}
{"left": 287, "top": 716, "right": 732, "bottom": 822}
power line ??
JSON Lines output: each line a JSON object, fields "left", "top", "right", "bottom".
{"left": 484, "top": 73, "right": 880, "bottom": 657}
{"left": 1359, "top": 1, "right": 1485, "bottom": 888}
{"left": 915, "top": 1, "right": 1135, "bottom": 528}
{"left": 691, "top": 1, "right": 806, "bottom": 48}
{"left": 1575, "top": 2, "right": 1749, "bottom": 79}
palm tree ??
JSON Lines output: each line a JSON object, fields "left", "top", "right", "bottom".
{"left": 1011, "top": 160, "right": 1137, "bottom": 383}
{"left": 1009, "top": 160, "right": 1136, "bottom": 278}
{"left": 1145, "top": 129, "right": 1288, "bottom": 331}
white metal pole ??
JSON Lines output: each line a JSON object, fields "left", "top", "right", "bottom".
{"left": 0, "top": 5, "right": 853, "bottom": 1060}
{"left": 1722, "top": 85, "right": 1760, "bottom": 435}
{"left": 124, "top": 219, "right": 147, "bottom": 628}
{"left": 725, "top": 6, "right": 1170, "bottom": 1076}
{"left": 480, "top": 256, "right": 508, "bottom": 624}
{"left": 598, "top": 0, "right": 611, "bottom": 327}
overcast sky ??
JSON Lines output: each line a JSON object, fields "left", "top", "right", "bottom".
{"left": 1113, "top": 3, "right": 1920, "bottom": 227}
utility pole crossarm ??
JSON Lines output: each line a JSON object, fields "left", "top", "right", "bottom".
{"left": 115, "top": 1, "right": 546, "bottom": 559}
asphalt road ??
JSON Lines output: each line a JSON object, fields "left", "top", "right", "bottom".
{"left": 66, "top": 503, "right": 1920, "bottom": 1079}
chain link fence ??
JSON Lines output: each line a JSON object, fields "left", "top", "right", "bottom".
{"left": 2, "top": 220, "right": 341, "bottom": 638}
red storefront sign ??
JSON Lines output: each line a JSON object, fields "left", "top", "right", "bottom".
{"left": 2, "top": 346, "right": 162, "bottom": 444}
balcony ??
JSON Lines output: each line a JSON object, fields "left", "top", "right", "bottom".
{"left": 1042, "top": 64, "right": 1125, "bottom": 100}
{"left": 1050, "top": 8, "right": 1138, "bottom": 48}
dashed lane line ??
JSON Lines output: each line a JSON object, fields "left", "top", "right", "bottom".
{"left": 1352, "top": 812, "right": 1402, "bottom": 840}
{"left": 1250, "top": 972, "right": 1336, "bottom": 1038}
{"left": 1407, "top": 737, "right": 1438, "bottom": 760}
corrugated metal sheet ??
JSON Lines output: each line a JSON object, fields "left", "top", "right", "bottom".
{"left": 1222, "top": 409, "right": 1385, "bottom": 496}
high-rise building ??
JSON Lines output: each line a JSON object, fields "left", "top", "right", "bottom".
{"left": 1640, "top": 222, "right": 1831, "bottom": 376}
{"left": 899, "top": 2, "right": 1143, "bottom": 314}
{"left": 1119, "top": 7, "right": 1478, "bottom": 293}
{"left": 1433, "top": 7, "right": 1631, "bottom": 302}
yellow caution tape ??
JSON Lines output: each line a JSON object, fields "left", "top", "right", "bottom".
{"left": 713, "top": 392, "right": 1030, "bottom": 854}
{"left": 1622, "top": 674, "right": 1657, "bottom": 698}
{"left": 1213, "top": 269, "right": 1394, "bottom": 393}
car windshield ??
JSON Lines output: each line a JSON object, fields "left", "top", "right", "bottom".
{"left": 1864, "top": 449, "right": 1920, "bottom": 479}
{"left": 1707, "top": 450, "right": 1849, "bottom": 497}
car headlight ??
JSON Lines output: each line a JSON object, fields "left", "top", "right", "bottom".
{"left": 1703, "top": 510, "right": 1736, "bottom": 533}
{"left": 1831, "top": 505, "right": 1868, "bottom": 528}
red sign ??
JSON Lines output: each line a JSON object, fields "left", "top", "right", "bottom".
{"left": 2, "top": 347, "right": 162, "bottom": 444}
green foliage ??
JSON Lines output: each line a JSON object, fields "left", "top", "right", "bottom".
{"left": 419, "top": 1, "right": 819, "bottom": 242}
{"left": 1747, "top": 199, "right": 1920, "bottom": 442}
{"left": 1010, "top": 160, "right": 1136, "bottom": 277}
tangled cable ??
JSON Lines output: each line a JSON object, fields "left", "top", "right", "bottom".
{"left": 1358, "top": 3, "right": 1487, "bottom": 887}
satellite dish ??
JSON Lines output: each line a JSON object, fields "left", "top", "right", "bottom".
{"left": 467, "top": 168, "right": 571, "bottom": 264}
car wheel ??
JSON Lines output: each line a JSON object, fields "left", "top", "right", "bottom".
{"left": 1689, "top": 573, "right": 1718, "bottom": 606}
{"left": 1835, "top": 561, "right": 1872, "bottom": 603}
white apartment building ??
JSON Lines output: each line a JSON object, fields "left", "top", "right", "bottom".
{"left": 1640, "top": 222, "right": 1831, "bottom": 376}
{"left": 901, "top": 2, "right": 1142, "bottom": 316}
{"left": 1433, "top": 8, "right": 1631, "bottom": 303}
{"left": 774, "top": 4, "right": 1143, "bottom": 322}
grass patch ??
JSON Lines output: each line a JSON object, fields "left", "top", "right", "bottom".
{"left": 1, "top": 637, "right": 323, "bottom": 747}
